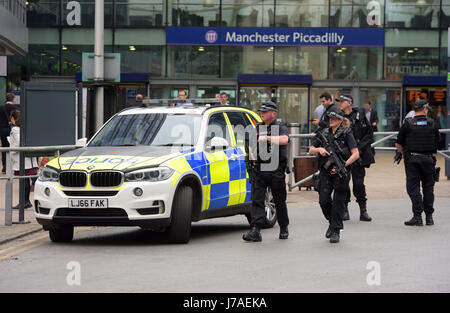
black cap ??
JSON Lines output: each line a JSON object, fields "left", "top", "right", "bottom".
{"left": 258, "top": 101, "right": 278, "bottom": 112}
{"left": 336, "top": 94, "right": 353, "bottom": 103}
{"left": 413, "top": 99, "right": 431, "bottom": 110}
{"left": 326, "top": 106, "right": 345, "bottom": 120}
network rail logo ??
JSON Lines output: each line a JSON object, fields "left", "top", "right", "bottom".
{"left": 205, "top": 30, "right": 218, "bottom": 43}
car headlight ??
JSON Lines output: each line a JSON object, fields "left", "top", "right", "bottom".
{"left": 124, "top": 167, "right": 174, "bottom": 182}
{"left": 38, "top": 167, "right": 59, "bottom": 182}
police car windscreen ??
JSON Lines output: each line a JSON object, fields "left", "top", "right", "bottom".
{"left": 89, "top": 113, "right": 202, "bottom": 147}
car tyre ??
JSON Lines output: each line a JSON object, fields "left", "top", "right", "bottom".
{"left": 167, "top": 185, "right": 193, "bottom": 244}
{"left": 245, "top": 187, "right": 277, "bottom": 229}
{"left": 49, "top": 225, "right": 74, "bottom": 243}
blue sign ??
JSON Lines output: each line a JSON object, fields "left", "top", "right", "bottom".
{"left": 167, "top": 27, "right": 385, "bottom": 47}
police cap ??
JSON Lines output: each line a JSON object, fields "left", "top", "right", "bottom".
{"left": 326, "top": 106, "right": 345, "bottom": 120}
{"left": 336, "top": 94, "right": 353, "bottom": 103}
{"left": 413, "top": 99, "right": 431, "bottom": 110}
{"left": 258, "top": 101, "right": 278, "bottom": 112}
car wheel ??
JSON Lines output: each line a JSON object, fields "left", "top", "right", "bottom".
{"left": 49, "top": 226, "right": 74, "bottom": 243}
{"left": 244, "top": 187, "right": 277, "bottom": 229}
{"left": 167, "top": 185, "right": 193, "bottom": 244}
{"left": 263, "top": 187, "right": 277, "bottom": 229}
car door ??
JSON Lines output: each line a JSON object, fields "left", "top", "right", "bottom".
{"left": 204, "top": 112, "right": 239, "bottom": 210}
{"left": 224, "top": 111, "right": 254, "bottom": 205}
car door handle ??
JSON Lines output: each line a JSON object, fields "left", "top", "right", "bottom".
{"left": 230, "top": 154, "right": 238, "bottom": 161}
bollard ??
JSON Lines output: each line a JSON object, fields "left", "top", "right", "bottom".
{"left": 5, "top": 152, "right": 12, "bottom": 226}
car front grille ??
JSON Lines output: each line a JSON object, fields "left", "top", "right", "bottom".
{"left": 55, "top": 208, "right": 128, "bottom": 217}
{"left": 63, "top": 190, "right": 119, "bottom": 197}
{"left": 90, "top": 171, "right": 123, "bottom": 187}
{"left": 59, "top": 172, "right": 87, "bottom": 187}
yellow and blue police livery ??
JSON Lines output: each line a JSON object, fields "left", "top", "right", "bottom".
{"left": 34, "top": 105, "right": 275, "bottom": 243}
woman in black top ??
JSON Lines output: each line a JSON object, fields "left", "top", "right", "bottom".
{"left": 309, "top": 108, "right": 360, "bottom": 243}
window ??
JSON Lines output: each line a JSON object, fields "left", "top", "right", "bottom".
{"left": 168, "top": 46, "right": 219, "bottom": 78}
{"left": 89, "top": 113, "right": 202, "bottom": 146}
{"left": 169, "top": 0, "right": 220, "bottom": 26}
{"left": 222, "top": 0, "right": 273, "bottom": 27}
{"left": 329, "top": 47, "right": 383, "bottom": 80}
{"left": 206, "top": 113, "right": 232, "bottom": 148}
{"left": 221, "top": 46, "right": 273, "bottom": 77}
{"left": 275, "top": 0, "right": 328, "bottom": 27}
{"left": 116, "top": 0, "right": 164, "bottom": 27}
{"left": 275, "top": 46, "right": 327, "bottom": 79}
{"left": 385, "top": 0, "right": 439, "bottom": 28}
{"left": 226, "top": 112, "right": 251, "bottom": 146}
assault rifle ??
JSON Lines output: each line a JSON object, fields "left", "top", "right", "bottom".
{"left": 315, "top": 130, "right": 349, "bottom": 178}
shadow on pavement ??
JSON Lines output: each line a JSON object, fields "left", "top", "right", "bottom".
{"left": 65, "top": 222, "right": 251, "bottom": 246}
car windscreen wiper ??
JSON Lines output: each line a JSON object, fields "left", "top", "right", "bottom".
{"left": 155, "top": 143, "right": 194, "bottom": 147}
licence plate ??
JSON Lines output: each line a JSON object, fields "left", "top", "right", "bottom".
{"left": 68, "top": 198, "right": 108, "bottom": 208}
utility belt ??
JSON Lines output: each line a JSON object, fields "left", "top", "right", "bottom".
{"left": 410, "top": 152, "right": 433, "bottom": 157}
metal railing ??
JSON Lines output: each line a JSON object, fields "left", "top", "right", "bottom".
{"left": 0, "top": 145, "right": 81, "bottom": 226}
{"left": 288, "top": 129, "right": 450, "bottom": 192}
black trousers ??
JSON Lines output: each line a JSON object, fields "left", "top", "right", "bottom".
{"left": 0, "top": 127, "right": 10, "bottom": 170}
{"left": 345, "top": 164, "right": 367, "bottom": 208}
{"left": 319, "top": 170, "right": 350, "bottom": 230}
{"left": 404, "top": 154, "right": 435, "bottom": 216}
{"left": 250, "top": 168, "right": 289, "bottom": 229}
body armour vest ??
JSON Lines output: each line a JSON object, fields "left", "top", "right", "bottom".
{"left": 405, "top": 116, "right": 437, "bottom": 153}
{"left": 256, "top": 122, "right": 288, "bottom": 166}
{"left": 317, "top": 126, "right": 351, "bottom": 168}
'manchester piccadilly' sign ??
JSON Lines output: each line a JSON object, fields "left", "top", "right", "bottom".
{"left": 167, "top": 27, "right": 385, "bottom": 47}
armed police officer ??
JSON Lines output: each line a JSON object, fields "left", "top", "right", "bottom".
{"left": 243, "top": 101, "right": 290, "bottom": 242}
{"left": 309, "top": 107, "right": 360, "bottom": 243}
{"left": 337, "top": 94, "right": 375, "bottom": 222}
{"left": 395, "top": 99, "right": 440, "bottom": 226}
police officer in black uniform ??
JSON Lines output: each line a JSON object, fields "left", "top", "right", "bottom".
{"left": 243, "top": 101, "right": 290, "bottom": 242}
{"left": 395, "top": 99, "right": 440, "bottom": 226}
{"left": 337, "top": 94, "right": 375, "bottom": 222}
{"left": 309, "top": 107, "right": 360, "bottom": 243}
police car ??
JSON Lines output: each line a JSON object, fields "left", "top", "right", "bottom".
{"left": 34, "top": 101, "right": 277, "bottom": 243}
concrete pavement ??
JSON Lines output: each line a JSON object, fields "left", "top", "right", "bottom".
{"left": 1, "top": 151, "right": 449, "bottom": 245}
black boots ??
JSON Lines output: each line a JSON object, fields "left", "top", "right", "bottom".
{"left": 325, "top": 225, "right": 333, "bottom": 238}
{"left": 243, "top": 226, "right": 262, "bottom": 242}
{"left": 360, "top": 208, "right": 372, "bottom": 222}
{"left": 342, "top": 210, "right": 350, "bottom": 221}
{"left": 243, "top": 226, "right": 289, "bottom": 242}
{"left": 279, "top": 226, "right": 289, "bottom": 240}
{"left": 405, "top": 215, "right": 423, "bottom": 226}
{"left": 344, "top": 204, "right": 372, "bottom": 222}
{"left": 425, "top": 214, "right": 434, "bottom": 226}
{"left": 330, "top": 229, "right": 340, "bottom": 243}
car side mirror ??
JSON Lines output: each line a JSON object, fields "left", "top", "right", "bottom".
{"left": 206, "top": 137, "right": 229, "bottom": 150}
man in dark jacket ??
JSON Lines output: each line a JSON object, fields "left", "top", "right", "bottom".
{"left": 313, "top": 92, "right": 337, "bottom": 132}
{"left": 337, "top": 94, "right": 375, "bottom": 222}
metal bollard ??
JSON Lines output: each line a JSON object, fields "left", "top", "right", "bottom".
{"left": 5, "top": 152, "right": 13, "bottom": 226}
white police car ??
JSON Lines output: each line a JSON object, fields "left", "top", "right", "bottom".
{"left": 34, "top": 104, "right": 277, "bottom": 243}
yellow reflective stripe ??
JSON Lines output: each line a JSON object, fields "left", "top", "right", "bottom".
{"left": 205, "top": 151, "right": 229, "bottom": 184}
{"left": 165, "top": 156, "right": 192, "bottom": 173}
{"left": 223, "top": 113, "right": 237, "bottom": 147}
{"left": 227, "top": 180, "right": 241, "bottom": 206}
{"left": 202, "top": 184, "right": 211, "bottom": 211}
{"left": 237, "top": 178, "right": 248, "bottom": 204}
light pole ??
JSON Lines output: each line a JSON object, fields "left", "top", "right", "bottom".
{"left": 94, "top": 0, "right": 104, "bottom": 131}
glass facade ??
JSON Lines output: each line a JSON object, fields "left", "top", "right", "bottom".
{"left": 4, "top": 1, "right": 449, "bottom": 125}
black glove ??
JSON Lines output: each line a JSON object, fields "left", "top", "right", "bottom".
{"left": 394, "top": 151, "right": 402, "bottom": 164}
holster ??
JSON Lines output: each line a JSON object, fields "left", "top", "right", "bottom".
{"left": 434, "top": 167, "right": 440, "bottom": 183}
